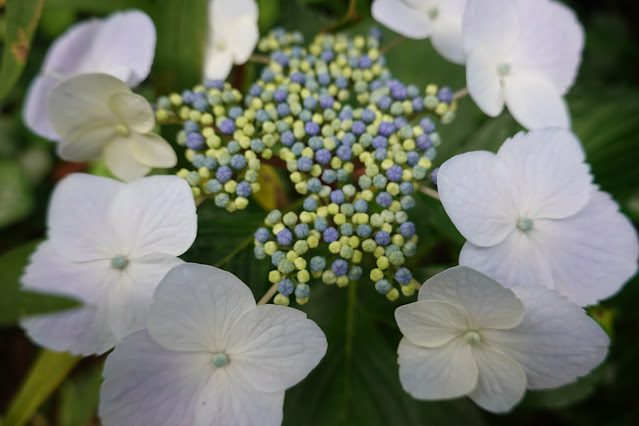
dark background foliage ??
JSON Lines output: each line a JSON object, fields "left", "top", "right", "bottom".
{"left": 1, "top": 0, "right": 638, "bottom": 425}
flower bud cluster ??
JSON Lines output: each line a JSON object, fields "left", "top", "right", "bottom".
{"left": 158, "top": 28, "right": 455, "bottom": 301}
{"left": 156, "top": 80, "right": 262, "bottom": 211}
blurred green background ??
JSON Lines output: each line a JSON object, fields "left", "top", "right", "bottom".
{"left": 1, "top": 0, "right": 639, "bottom": 425}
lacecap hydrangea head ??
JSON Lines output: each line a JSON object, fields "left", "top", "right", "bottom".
{"left": 158, "top": 27, "right": 455, "bottom": 302}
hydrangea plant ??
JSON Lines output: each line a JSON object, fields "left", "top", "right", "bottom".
{"left": 5, "top": 0, "right": 639, "bottom": 425}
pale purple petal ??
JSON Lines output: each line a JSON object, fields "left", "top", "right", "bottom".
{"left": 395, "top": 300, "right": 468, "bottom": 348}
{"left": 372, "top": 0, "right": 433, "bottom": 39}
{"left": 466, "top": 52, "right": 505, "bottom": 117}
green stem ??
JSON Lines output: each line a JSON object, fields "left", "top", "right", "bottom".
{"left": 323, "top": 0, "right": 359, "bottom": 33}
{"left": 343, "top": 279, "right": 358, "bottom": 418}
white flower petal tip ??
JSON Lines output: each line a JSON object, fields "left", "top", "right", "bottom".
{"left": 463, "top": 0, "right": 584, "bottom": 129}
{"left": 438, "top": 128, "right": 637, "bottom": 306}
{"left": 20, "top": 173, "right": 197, "bottom": 356}
{"left": 100, "top": 263, "right": 327, "bottom": 426}
{"left": 22, "top": 9, "right": 156, "bottom": 140}
{"left": 204, "top": 0, "right": 259, "bottom": 80}
{"left": 396, "top": 266, "right": 609, "bottom": 413}
{"left": 47, "top": 73, "right": 176, "bottom": 181}
{"left": 371, "top": 0, "right": 467, "bottom": 64}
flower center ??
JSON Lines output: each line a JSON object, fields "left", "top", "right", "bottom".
{"left": 428, "top": 7, "right": 439, "bottom": 20}
{"left": 517, "top": 217, "right": 534, "bottom": 232}
{"left": 212, "top": 352, "right": 230, "bottom": 368}
{"left": 497, "top": 63, "right": 511, "bottom": 77}
{"left": 115, "top": 124, "right": 129, "bottom": 136}
{"left": 216, "top": 40, "right": 227, "bottom": 51}
{"left": 463, "top": 330, "right": 481, "bottom": 345}
{"left": 110, "top": 255, "right": 129, "bottom": 270}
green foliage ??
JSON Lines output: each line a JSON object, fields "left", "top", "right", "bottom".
{"left": 57, "top": 364, "right": 103, "bottom": 426}
{"left": 0, "top": 0, "right": 45, "bottom": 104}
{"left": 0, "top": 240, "right": 80, "bottom": 326}
{"left": 2, "top": 350, "right": 81, "bottom": 426}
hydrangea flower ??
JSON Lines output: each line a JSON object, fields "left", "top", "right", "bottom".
{"left": 99, "top": 263, "right": 327, "bottom": 426}
{"left": 437, "top": 129, "right": 639, "bottom": 306}
{"left": 463, "top": 0, "right": 584, "bottom": 129}
{"left": 23, "top": 10, "right": 156, "bottom": 140}
{"left": 395, "top": 266, "right": 609, "bottom": 413}
{"left": 20, "top": 174, "right": 197, "bottom": 355}
{"left": 204, "top": 0, "right": 259, "bottom": 79}
{"left": 47, "top": 73, "right": 177, "bottom": 181}
{"left": 372, "top": 0, "right": 467, "bottom": 64}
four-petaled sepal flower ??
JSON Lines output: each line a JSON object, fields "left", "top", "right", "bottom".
{"left": 395, "top": 266, "right": 609, "bottom": 413}
{"left": 99, "top": 263, "right": 328, "bottom": 426}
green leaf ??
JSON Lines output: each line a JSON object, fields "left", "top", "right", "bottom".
{"left": 3, "top": 350, "right": 82, "bottom": 426}
{"left": 0, "top": 160, "right": 34, "bottom": 229}
{"left": 521, "top": 365, "right": 609, "bottom": 409}
{"left": 0, "top": 0, "right": 45, "bottom": 104}
{"left": 150, "top": 0, "right": 208, "bottom": 93}
{"left": 0, "top": 240, "right": 80, "bottom": 326}
{"left": 58, "top": 364, "right": 103, "bottom": 426}
{"left": 283, "top": 282, "right": 488, "bottom": 426}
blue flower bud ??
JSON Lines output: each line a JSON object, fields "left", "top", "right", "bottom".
{"left": 271, "top": 250, "right": 286, "bottom": 267}
{"left": 277, "top": 229, "right": 294, "bottom": 246}
{"left": 323, "top": 227, "right": 339, "bottom": 243}
{"left": 332, "top": 259, "right": 348, "bottom": 276}
{"left": 315, "top": 149, "right": 331, "bottom": 164}
{"left": 310, "top": 256, "right": 326, "bottom": 272}
{"left": 236, "top": 181, "right": 252, "bottom": 197}
{"left": 375, "top": 279, "right": 391, "bottom": 294}
{"left": 419, "top": 118, "right": 435, "bottom": 133}
{"left": 321, "top": 168, "right": 337, "bottom": 183}
{"left": 375, "top": 230, "right": 391, "bottom": 246}
{"left": 399, "top": 222, "right": 416, "bottom": 238}
{"left": 267, "top": 209, "right": 282, "bottom": 224}
{"left": 348, "top": 266, "right": 363, "bottom": 280}
{"left": 219, "top": 119, "right": 235, "bottom": 134}
{"left": 357, "top": 224, "right": 372, "bottom": 238}
{"left": 295, "top": 223, "right": 310, "bottom": 238}
{"left": 295, "top": 283, "right": 310, "bottom": 299}
{"left": 278, "top": 279, "right": 295, "bottom": 296}
{"left": 431, "top": 167, "right": 439, "bottom": 185}
{"left": 254, "top": 245, "right": 266, "bottom": 259}
{"left": 308, "top": 177, "right": 322, "bottom": 193}
{"left": 314, "top": 216, "right": 328, "bottom": 232}
{"left": 186, "top": 132, "right": 205, "bottom": 150}
{"left": 216, "top": 166, "right": 232, "bottom": 183}
{"left": 395, "top": 267, "right": 412, "bottom": 285}
{"left": 281, "top": 131, "right": 295, "bottom": 146}
{"left": 330, "top": 190, "right": 345, "bottom": 204}
{"left": 386, "top": 165, "right": 403, "bottom": 182}
{"left": 351, "top": 120, "right": 366, "bottom": 135}
{"left": 340, "top": 223, "right": 354, "bottom": 236}
{"left": 206, "top": 179, "right": 222, "bottom": 193}
{"left": 230, "top": 155, "right": 247, "bottom": 170}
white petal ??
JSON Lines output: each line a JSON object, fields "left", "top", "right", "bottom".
{"left": 129, "top": 132, "right": 177, "bottom": 168}
{"left": 510, "top": 0, "right": 584, "bottom": 94}
{"left": 462, "top": 0, "right": 518, "bottom": 56}
{"left": 459, "top": 232, "right": 554, "bottom": 291}
{"left": 482, "top": 285, "right": 609, "bottom": 389}
{"left": 100, "top": 330, "right": 212, "bottom": 426}
{"left": 108, "top": 92, "right": 155, "bottom": 134}
{"left": 195, "top": 364, "right": 284, "bottom": 426}
{"left": 431, "top": 14, "right": 465, "bottom": 64}
{"left": 41, "top": 18, "right": 102, "bottom": 74}
{"left": 110, "top": 175, "right": 196, "bottom": 257}
{"left": 203, "top": 47, "right": 234, "bottom": 80}
{"left": 418, "top": 266, "right": 525, "bottom": 330}
{"left": 47, "top": 173, "right": 123, "bottom": 262}
{"left": 78, "top": 10, "right": 156, "bottom": 87}
{"left": 55, "top": 127, "right": 115, "bottom": 162}
{"left": 496, "top": 129, "right": 594, "bottom": 219}
{"left": 103, "top": 138, "right": 151, "bottom": 182}
{"left": 148, "top": 264, "right": 256, "bottom": 353}
{"left": 466, "top": 52, "right": 505, "bottom": 117}
{"left": 468, "top": 344, "right": 526, "bottom": 413}
{"left": 503, "top": 72, "right": 571, "bottom": 129}
{"left": 397, "top": 337, "right": 478, "bottom": 400}
{"left": 21, "top": 301, "right": 117, "bottom": 356}
{"left": 107, "top": 254, "right": 184, "bottom": 340}
{"left": 229, "top": 16, "right": 259, "bottom": 64}
{"left": 211, "top": 0, "right": 259, "bottom": 32}
{"left": 47, "top": 73, "right": 129, "bottom": 142}
{"left": 225, "top": 304, "right": 327, "bottom": 392}
{"left": 22, "top": 74, "right": 63, "bottom": 140}
{"left": 534, "top": 191, "right": 639, "bottom": 306}
{"left": 395, "top": 300, "right": 467, "bottom": 348}
{"left": 438, "top": 151, "right": 518, "bottom": 247}
{"left": 21, "top": 241, "right": 113, "bottom": 304}
{"left": 371, "top": 0, "right": 433, "bottom": 39}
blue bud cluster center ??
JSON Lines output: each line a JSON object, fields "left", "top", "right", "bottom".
{"left": 156, "top": 27, "right": 457, "bottom": 304}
